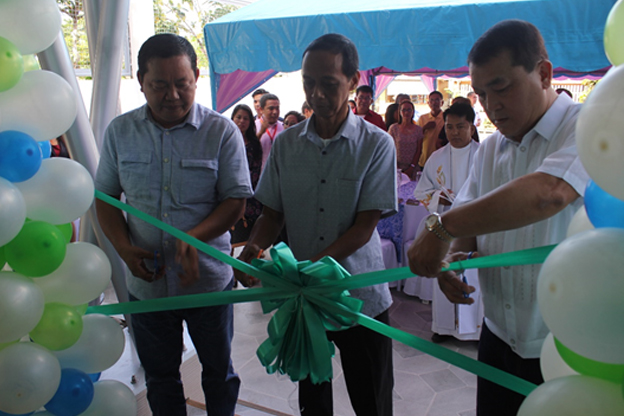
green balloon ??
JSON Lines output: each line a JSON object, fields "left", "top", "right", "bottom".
{"left": 0, "top": 246, "right": 5, "bottom": 269}
{"left": 5, "top": 221, "right": 67, "bottom": 277}
{"left": 0, "top": 36, "right": 24, "bottom": 92}
{"left": 56, "top": 222, "right": 73, "bottom": 243}
{"left": 555, "top": 337, "right": 624, "bottom": 383}
{"left": 604, "top": 0, "right": 624, "bottom": 66}
{"left": 29, "top": 302, "right": 83, "bottom": 351}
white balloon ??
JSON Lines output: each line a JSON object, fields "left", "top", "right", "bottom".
{"left": 576, "top": 64, "right": 624, "bottom": 200}
{"left": 537, "top": 228, "right": 624, "bottom": 363}
{"left": 540, "top": 332, "right": 578, "bottom": 382}
{"left": 79, "top": 380, "right": 137, "bottom": 416}
{"left": 35, "top": 242, "right": 112, "bottom": 305}
{"left": 0, "top": 70, "right": 77, "bottom": 141}
{"left": 0, "top": 342, "right": 61, "bottom": 414}
{"left": 16, "top": 158, "right": 94, "bottom": 225}
{"left": 0, "top": 271, "right": 45, "bottom": 343}
{"left": 565, "top": 206, "right": 594, "bottom": 238}
{"left": 0, "top": 0, "right": 61, "bottom": 55}
{"left": 0, "top": 177, "right": 26, "bottom": 246}
{"left": 53, "top": 314, "right": 125, "bottom": 374}
{"left": 517, "top": 375, "right": 624, "bottom": 416}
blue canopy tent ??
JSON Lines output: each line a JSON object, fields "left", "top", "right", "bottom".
{"left": 204, "top": 0, "right": 614, "bottom": 113}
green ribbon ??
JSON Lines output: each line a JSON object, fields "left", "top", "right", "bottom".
{"left": 90, "top": 190, "right": 554, "bottom": 396}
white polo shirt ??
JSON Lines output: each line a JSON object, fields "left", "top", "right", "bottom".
{"left": 453, "top": 93, "right": 589, "bottom": 358}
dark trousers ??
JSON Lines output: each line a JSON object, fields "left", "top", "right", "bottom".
{"left": 299, "top": 310, "right": 394, "bottom": 416}
{"left": 130, "top": 280, "right": 240, "bottom": 416}
{"left": 477, "top": 322, "right": 543, "bottom": 416}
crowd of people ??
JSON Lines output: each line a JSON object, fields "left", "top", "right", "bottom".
{"left": 93, "top": 17, "right": 587, "bottom": 416}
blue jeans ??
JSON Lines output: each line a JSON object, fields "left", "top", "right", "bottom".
{"left": 130, "top": 279, "right": 240, "bottom": 416}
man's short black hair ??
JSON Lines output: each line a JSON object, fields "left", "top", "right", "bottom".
{"left": 253, "top": 88, "right": 269, "bottom": 98}
{"left": 356, "top": 85, "right": 374, "bottom": 96}
{"left": 303, "top": 33, "right": 359, "bottom": 78}
{"left": 260, "top": 93, "right": 279, "bottom": 109}
{"left": 429, "top": 90, "right": 443, "bottom": 100}
{"left": 468, "top": 19, "right": 549, "bottom": 73}
{"left": 443, "top": 102, "right": 475, "bottom": 124}
{"left": 138, "top": 33, "right": 197, "bottom": 80}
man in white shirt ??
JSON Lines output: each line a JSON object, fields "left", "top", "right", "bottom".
{"left": 413, "top": 102, "right": 482, "bottom": 343}
{"left": 255, "top": 93, "right": 283, "bottom": 169}
{"left": 467, "top": 91, "right": 482, "bottom": 127}
{"left": 408, "top": 20, "right": 588, "bottom": 415}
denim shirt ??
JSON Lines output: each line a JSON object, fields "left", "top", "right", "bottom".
{"left": 255, "top": 111, "right": 397, "bottom": 317}
{"left": 95, "top": 103, "right": 253, "bottom": 299}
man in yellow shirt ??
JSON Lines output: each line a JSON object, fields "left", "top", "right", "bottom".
{"left": 417, "top": 90, "right": 445, "bottom": 168}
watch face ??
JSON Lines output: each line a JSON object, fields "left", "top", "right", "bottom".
{"left": 425, "top": 214, "right": 438, "bottom": 230}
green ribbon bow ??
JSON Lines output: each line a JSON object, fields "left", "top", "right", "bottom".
{"left": 253, "top": 243, "right": 363, "bottom": 384}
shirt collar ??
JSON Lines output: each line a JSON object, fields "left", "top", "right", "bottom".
{"left": 523, "top": 93, "right": 574, "bottom": 143}
{"left": 300, "top": 110, "right": 359, "bottom": 146}
{"left": 138, "top": 102, "right": 201, "bottom": 130}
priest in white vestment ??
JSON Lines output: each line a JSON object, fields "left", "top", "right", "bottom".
{"left": 414, "top": 102, "right": 483, "bottom": 341}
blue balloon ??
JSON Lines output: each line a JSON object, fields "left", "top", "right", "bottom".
{"left": 584, "top": 179, "right": 624, "bottom": 228}
{"left": 0, "top": 130, "right": 42, "bottom": 182}
{"left": 44, "top": 368, "right": 94, "bottom": 416}
{"left": 88, "top": 372, "right": 101, "bottom": 382}
{"left": 39, "top": 140, "right": 51, "bottom": 159}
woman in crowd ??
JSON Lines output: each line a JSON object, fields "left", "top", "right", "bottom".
{"left": 384, "top": 103, "right": 399, "bottom": 130}
{"left": 230, "top": 104, "right": 263, "bottom": 244}
{"left": 283, "top": 110, "right": 305, "bottom": 128}
{"left": 388, "top": 100, "right": 424, "bottom": 180}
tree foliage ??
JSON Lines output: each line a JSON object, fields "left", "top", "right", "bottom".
{"left": 58, "top": 0, "right": 90, "bottom": 71}
{"left": 57, "top": 0, "right": 237, "bottom": 74}
{"left": 153, "top": 0, "right": 238, "bottom": 70}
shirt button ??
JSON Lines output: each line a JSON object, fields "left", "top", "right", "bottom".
{"left": 164, "top": 241, "right": 169, "bottom": 246}
{"left": 164, "top": 186, "right": 169, "bottom": 191}
{"left": 163, "top": 213, "right": 169, "bottom": 218}
{"left": 510, "top": 338, "right": 516, "bottom": 344}
{"left": 520, "top": 146, "right": 526, "bottom": 152}
{"left": 319, "top": 208, "right": 325, "bottom": 212}
{"left": 505, "top": 303, "right": 511, "bottom": 310}
{"left": 164, "top": 158, "right": 169, "bottom": 163}
{"left": 320, "top": 236, "right": 325, "bottom": 241}
{"left": 321, "top": 179, "right": 326, "bottom": 184}
{"left": 167, "top": 266, "right": 172, "bottom": 271}
{"left": 165, "top": 131, "right": 170, "bottom": 135}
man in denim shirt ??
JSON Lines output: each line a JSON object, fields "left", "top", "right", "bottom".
{"left": 237, "top": 34, "right": 397, "bottom": 416}
{"left": 95, "top": 34, "right": 252, "bottom": 416}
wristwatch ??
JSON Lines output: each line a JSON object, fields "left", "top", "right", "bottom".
{"left": 425, "top": 213, "right": 454, "bottom": 243}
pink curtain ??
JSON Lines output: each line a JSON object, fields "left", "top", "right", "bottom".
{"left": 216, "top": 69, "right": 278, "bottom": 113}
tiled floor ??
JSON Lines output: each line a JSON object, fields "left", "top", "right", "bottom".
{"left": 102, "top": 283, "right": 479, "bottom": 416}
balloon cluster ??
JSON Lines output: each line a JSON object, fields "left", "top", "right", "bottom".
{"left": 518, "top": 1, "right": 624, "bottom": 414}
{"left": 0, "top": 1, "right": 135, "bottom": 415}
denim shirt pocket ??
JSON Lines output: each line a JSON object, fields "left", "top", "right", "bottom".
{"left": 119, "top": 153, "right": 153, "bottom": 200}
{"left": 177, "top": 158, "right": 219, "bottom": 204}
